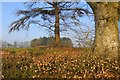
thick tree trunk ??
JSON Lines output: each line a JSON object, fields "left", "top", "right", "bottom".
{"left": 91, "top": 3, "right": 119, "bottom": 58}
{"left": 54, "top": 6, "right": 61, "bottom": 47}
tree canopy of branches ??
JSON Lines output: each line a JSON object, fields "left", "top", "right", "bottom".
{"left": 9, "top": 1, "right": 91, "bottom": 47}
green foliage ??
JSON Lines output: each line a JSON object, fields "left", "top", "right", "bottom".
{"left": 2, "top": 48, "right": 120, "bottom": 78}
{"left": 30, "top": 37, "right": 73, "bottom": 47}
{"left": 30, "top": 39, "right": 40, "bottom": 47}
{"left": 61, "top": 37, "right": 73, "bottom": 47}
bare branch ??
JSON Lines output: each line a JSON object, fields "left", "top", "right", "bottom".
{"left": 9, "top": 16, "right": 30, "bottom": 32}
{"left": 60, "top": 8, "right": 93, "bottom": 14}
{"left": 44, "top": 0, "right": 54, "bottom": 6}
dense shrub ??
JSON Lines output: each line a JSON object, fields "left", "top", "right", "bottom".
{"left": 30, "top": 37, "right": 73, "bottom": 47}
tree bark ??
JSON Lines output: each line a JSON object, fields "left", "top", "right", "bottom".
{"left": 89, "top": 2, "right": 119, "bottom": 58}
{"left": 54, "top": 6, "right": 61, "bottom": 47}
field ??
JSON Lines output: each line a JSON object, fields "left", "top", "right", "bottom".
{"left": 1, "top": 47, "right": 120, "bottom": 79}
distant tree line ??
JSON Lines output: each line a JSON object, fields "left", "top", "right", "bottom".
{"left": 2, "top": 41, "right": 30, "bottom": 48}
{"left": 30, "top": 37, "right": 73, "bottom": 47}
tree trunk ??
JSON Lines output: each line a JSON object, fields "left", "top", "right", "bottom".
{"left": 90, "top": 3, "right": 119, "bottom": 58}
{"left": 54, "top": 6, "right": 61, "bottom": 47}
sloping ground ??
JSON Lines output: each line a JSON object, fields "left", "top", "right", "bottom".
{"left": 2, "top": 48, "right": 120, "bottom": 79}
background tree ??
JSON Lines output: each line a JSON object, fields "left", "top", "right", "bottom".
{"left": 40, "top": 37, "right": 48, "bottom": 46}
{"left": 30, "top": 37, "right": 73, "bottom": 47}
{"left": 9, "top": 1, "right": 91, "bottom": 47}
{"left": 18, "top": 41, "right": 30, "bottom": 48}
{"left": 61, "top": 37, "right": 73, "bottom": 47}
{"left": 30, "top": 38, "right": 40, "bottom": 47}
{"left": 71, "top": 21, "right": 94, "bottom": 48}
{"left": 13, "top": 41, "right": 18, "bottom": 48}
{"left": 2, "top": 41, "right": 13, "bottom": 48}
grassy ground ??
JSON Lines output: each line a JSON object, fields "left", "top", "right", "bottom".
{"left": 1, "top": 47, "right": 120, "bottom": 79}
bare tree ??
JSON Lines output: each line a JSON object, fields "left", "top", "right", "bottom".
{"left": 73, "top": 25, "right": 94, "bottom": 48}
{"left": 9, "top": 1, "right": 91, "bottom": 47}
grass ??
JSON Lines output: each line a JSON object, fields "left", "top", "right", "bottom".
{"left": 1, "top": 47, "right": 120, "bottom": 79}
